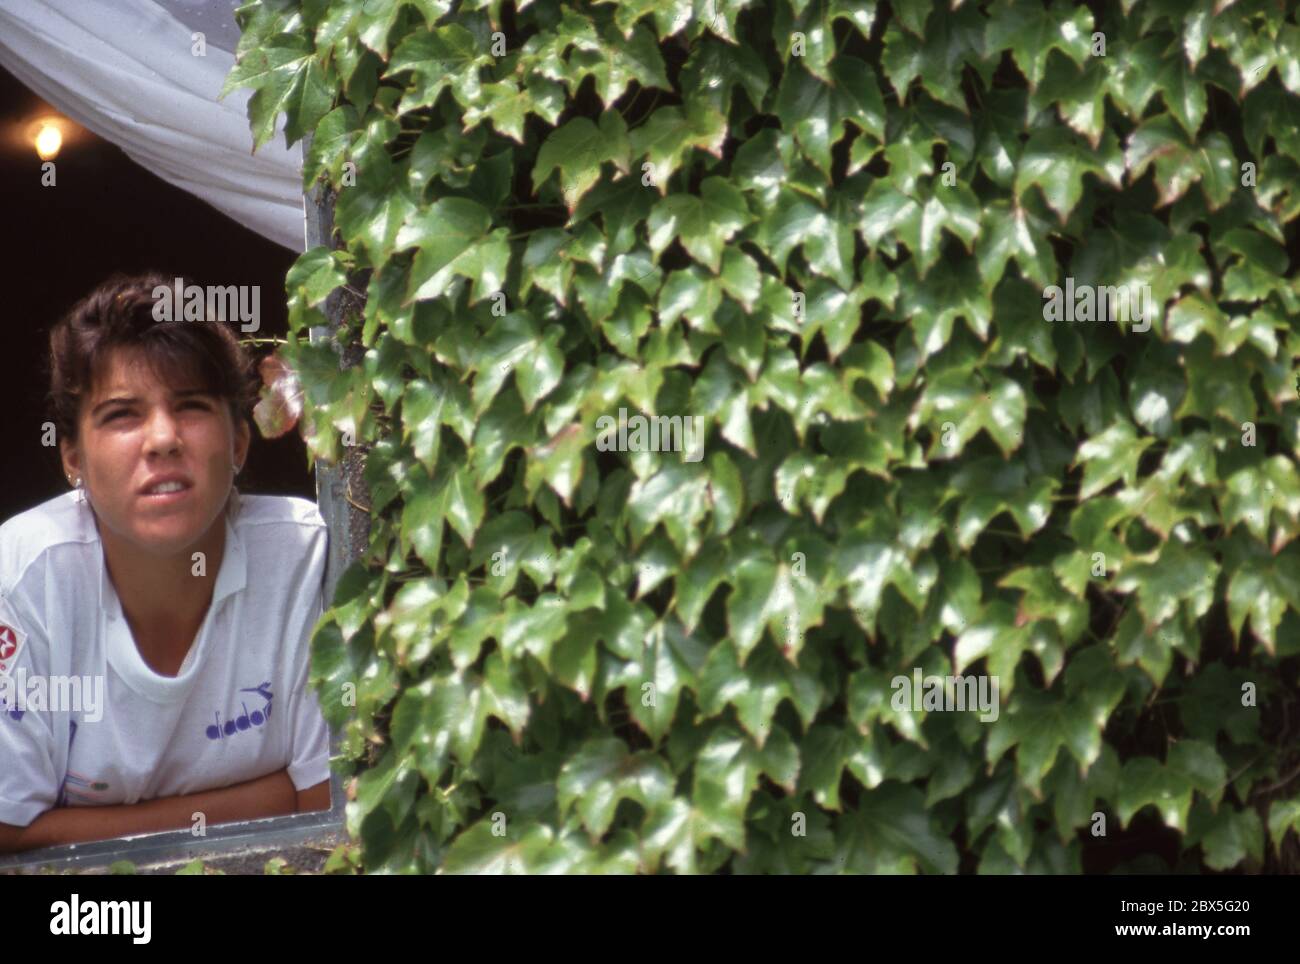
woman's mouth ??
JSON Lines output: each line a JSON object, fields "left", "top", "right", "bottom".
{"left": 140, "top": 480, "right": 192, "bottom": 504}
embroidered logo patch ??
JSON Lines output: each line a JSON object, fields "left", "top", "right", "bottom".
{"left": 0, "top": 621, "right": 23, "bottom": 677}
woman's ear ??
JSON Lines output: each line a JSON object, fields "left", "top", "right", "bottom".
{"left": 59, "top": 437, "right": 81, "bottom": 483}
{"left": 234, "top": 418, "right": 251, "bottom": 472}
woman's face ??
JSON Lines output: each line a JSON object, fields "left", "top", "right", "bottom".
{"left": 59, "top": 347, "right": 251, "bottom": 558}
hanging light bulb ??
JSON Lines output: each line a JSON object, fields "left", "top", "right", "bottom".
{"left": 34, "top": 122, "right": 62, "bottom": 160}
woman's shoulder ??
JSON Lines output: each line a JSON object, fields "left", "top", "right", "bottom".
{"left": 232, "top": 492, "right": 326, "bottom": 532}
{"left": 230, "top": 494, "right": 329, "bottom": 604}
{"left": 231, "top": 493, "right": 329, "bottom": 567}
{"left": 0, "top": 492, "right": 95, "bottom": 594}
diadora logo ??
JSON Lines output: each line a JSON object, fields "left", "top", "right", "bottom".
{"left": 205, "top": 682, "right": 273, "bottom": 740}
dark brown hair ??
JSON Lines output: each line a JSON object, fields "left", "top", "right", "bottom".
{"left": 45, "top": 272, "right": 259, "bottom": 445}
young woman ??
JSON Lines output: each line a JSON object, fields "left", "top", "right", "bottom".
{"left": 0, "top": 273, "right": 332, "bottom": 853}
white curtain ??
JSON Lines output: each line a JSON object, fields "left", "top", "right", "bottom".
{"left": 0, "top": 0, "right": 305, "bottom": 251}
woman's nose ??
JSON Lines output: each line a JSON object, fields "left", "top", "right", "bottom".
{"left": 142, "top": 411, "right": 182, "bottom": 454}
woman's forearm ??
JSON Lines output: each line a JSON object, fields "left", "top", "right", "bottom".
{"left": 2, "top": 768, "right": 298, "bottom": 853}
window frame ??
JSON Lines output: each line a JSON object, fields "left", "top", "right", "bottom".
{"left": 0, "top": 147, "right": 363, "bottom": 874}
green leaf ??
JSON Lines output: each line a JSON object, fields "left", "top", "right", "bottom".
{"left": 881, "top": 2, "right": 986, "bottom": 111}
{"left": 1125, "top": 116, "right": 1237, "bottom": 208}
{"left": 441, "top": 822, "right": 560, "bottom": 874}
{"left": 976, "top": 200, "right": 1056, "bottom": 288}
{"left": 394, "top": 198, "right": 496, "bottom": 302}
{"left": 444, "top": 466, "right": 486, "bottom": 547}
{"left": 1180, "top": 664, "right": 1260, "bottom": 746}
{"left": 629, "top": 102, "right": 729, "bottom": 192}
{"left": 625, "top": 619, "right": 702, "bottom": 744}
{"left": 401, "top": 468, "right": 448, "bottom": 569}
{"left": 641, "top": 798, "right": 727, "bottom": 874}
{"left": 1015, "top": 127, "right": 1123, "bottom": 221}
{"left": 1073, "top": 420, "right": 1154, "bottom": 500}
{"left": 1187, "top": 802, "right": 1264, "bottom": 871}
{"left": 401, "top": 379, "right": 443, "bottom": 474}
{"left": 835, "top": 529, "right": 915, "bottom": 635}
{"left": 1214, "top": 222, "right": 1289, "bottom": 286}
{"left": 386, "top": 24, "right": 488, "bottom": 114}
{"left": 725, "top": 548, "right": 778, "bottom": 662}
{"left": 527, "top": 423, "right": 587, "bottom": 505}
{"left": 1116, "top": 740, "right": 1226, "bottom": 833}
{"left": 556, "top": 738, "right": 674, "bottom": 837}
{"left": 1113, "top": 542, "right": 1219, "bottom": 627}
{"left": 532, "top": 112, "right": 632, "bottom": 212}
{"left": 984, "top": 647, "right": 1126, "bottom": 794}
{"left": 917, "top": 370, "right": 1027, "bottom": 458}
{"left": 698, "top": 640, "right": 822, "bottom": 746}
{"left": 1210, "top": 11, "right": 1281, "bottom": 100}
{"left": 830, "top": 782, "right": 959, "bottom": 874}
{"left": 762, "top": 188, "right": 855, "bottom": 286}
{"left": 896, "top": 259, "right": 992, "bottom": 366}
{"left": 946, "top": 459, "right": 1055, "bottom": 550}
{"left": 222, "top": 34, "right": 331, "bottom": 151}
{"left": 998, "top": 566, "right": 1089, "bottom": 646}
{"left": 500, "top": 596, "right": 568, "bottom": 670}
{"left": 646, "top": 178, "right": 752, "bottom": 272}
{"left": 567, "top": 22, "right": 671, "bottom": 107}
{"left": 859, "top": 180, "right": 980, "bottom": 277}
{"left": 287, "top": 246, "right": 351, "bottom": 308}
{"left": 1031, "top": 55, "right": 1109, "bottom": 147}
{"left": 681, "top": 36, "right": 770, "bottom": 116}
{"left": 1268, "top": 798, "right": 1300, "bottom": 850}
{"left": 304, "top": 105, "right": 361, "bottom": 188}
{"left": 461, "top": 77, "right": 566, "bottom": 142}
{"left": 774, "top": 58, "right": 885, "bottom": 177}
{"left": 1225, "top": 544, "right": 1300, "bottom": 655}
{"left": 693, "top": 724, "right": 798, "bottom": 851}
{"left": 1176, "top": 339, "right": 1256, "bottom": 426}
{"left": 985, "top": 0, "right": 1094, "bottom": 93}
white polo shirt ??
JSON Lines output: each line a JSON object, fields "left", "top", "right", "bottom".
{"left": 0, "top": 489, "right": 332, "bottom": 828}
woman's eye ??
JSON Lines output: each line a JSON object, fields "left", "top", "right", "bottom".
{"left": 103, "top": 401, "right": 207, "bottom": 422}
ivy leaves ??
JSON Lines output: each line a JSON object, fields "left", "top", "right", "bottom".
{"left": 532, "top": 112, "right": 631, "bottom": 212}
{"left": 221, "top": 33, "right": 333, "bottom": 150}
{"left": 646, "top": 178, "right": 752, "bottom": 271}
{"left": 1015, "top": 127, "right": 1124, "bottom": 221}
{"left": 228, "top": 0, "right": 1300, "bottom": 876}
{"left": 401, "top": 208, "right": 507, "bottom": 305}
{"left": 985, "top": 0, "right": 1094, "bottom": 93}
{"left": 859, "top": 180, "right": 981, "bottom": 277}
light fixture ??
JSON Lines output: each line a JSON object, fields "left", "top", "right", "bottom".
{"left": 24, "top": 115, "right": 72, "bottom": 161}
{"left": 34, "top": 122, "right": 62, "bottom": 160}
